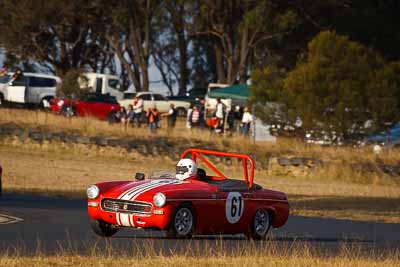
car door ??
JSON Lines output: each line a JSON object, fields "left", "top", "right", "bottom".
{"left": 78, "top": 94, "right": 98, "bottom": 117}
{"left": 7, "top": 76, "right": 27, "bottom": 103}
{"left": 213, "top": 190, "right": 252, "bottom": 233}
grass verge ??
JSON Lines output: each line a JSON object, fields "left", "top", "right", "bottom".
{"left": 0, "top": 240, "right": 398, "bottom": 267}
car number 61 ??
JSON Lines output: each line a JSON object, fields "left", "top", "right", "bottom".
{"left": 225, "top": 192, "right": 244, "bottom": 224}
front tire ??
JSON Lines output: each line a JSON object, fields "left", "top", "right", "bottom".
{"left": 247, "top": 209, "right": 272, "bottom": 240}
{"left": 168, "top": 204, "right": 195, "bottom": 238}
{"left": 90, "top": 220, "right": 119, "bottom": 237}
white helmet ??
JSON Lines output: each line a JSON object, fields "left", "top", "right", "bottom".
{"left": 176, "top": 158, "right": 197, "bottom": 180}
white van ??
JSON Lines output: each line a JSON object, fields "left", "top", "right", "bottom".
{"left": 79, "top": 73, "right": 125, "bottom": 100}
{"left": 0, "top": 72, "right": 61, "bottom": 107}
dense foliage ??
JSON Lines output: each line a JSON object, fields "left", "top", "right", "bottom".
{"left": 251, "top": 31, "right": 400, "bottom": 138}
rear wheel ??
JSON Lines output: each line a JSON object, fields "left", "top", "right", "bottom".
{"left": 90, "top": 220, "right": 119, "bottom": 237}
{"left": 168, "top": 204, "right": 195, "bottom": 238}
{"left": 247, "top": 209, "right": 272, "bottom": 240}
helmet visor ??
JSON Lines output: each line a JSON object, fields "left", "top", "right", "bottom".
{"left": 176, "top": 165, "right": 189, "bottom": 175}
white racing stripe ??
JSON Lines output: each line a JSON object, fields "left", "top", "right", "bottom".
{"left": 130, "top": 180, "right": 182, "bottom": 201}
{"left": 115, "top": 179, "right": 183, "bottom": 227}
{"left": 118, "top": 181, "right": 152, "bottom": 200}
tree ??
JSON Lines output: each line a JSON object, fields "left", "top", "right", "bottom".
{"left": 191, "top": 0, "right": 297, "bottom": 84}
{"left": 280, "top": 31, "right": 400, "bottom": 138}
{"left": 0, "top": 0, "right": 111, "bottom": 76}
{"left": 104, "top": 0, "right": 159, "bottom": 92}
{"left": 152, "top": 0, "right": 191, "bottom": 96}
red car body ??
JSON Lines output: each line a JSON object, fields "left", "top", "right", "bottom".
{"left": 87, "top": 149, "right": 289, "bottom": 238}
{"left": 50, "top": 94, "right": 120, "bottom": 120}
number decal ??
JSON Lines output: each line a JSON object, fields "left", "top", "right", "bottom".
{"left": 225, "top": 192, "right": 244, "bottom": 224}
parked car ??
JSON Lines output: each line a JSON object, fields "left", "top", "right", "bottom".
{"left": 119, "top": 92, "right": 191, "bottom": 116}
{"left": 50, "top": 93, "right": 120, "bottom": 121}
{"left": 0, "top": 72, "right": 61, "bottom": 108}
{"left": 167, "top": 87, "right": 207, "bottom": 105}
{"left": 87, "top": 148, "right": 289, "bottom": 239}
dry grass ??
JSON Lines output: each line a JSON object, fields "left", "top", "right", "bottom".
{"left": 0, "top": 240, "right": 399, "bottom": 267}
{"left": 1, "top": 254, "right": 398, "bottom": 267}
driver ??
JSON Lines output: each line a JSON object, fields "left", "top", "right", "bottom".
{"left": 176, "top": 158, "right": 197, "bottom": 180}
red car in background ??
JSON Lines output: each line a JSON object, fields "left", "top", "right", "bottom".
{"left": 87, "top": 148, "right": 290, "bottom": 239}
{"left": 50, "top": 93, "right": 120, "bottom": 121}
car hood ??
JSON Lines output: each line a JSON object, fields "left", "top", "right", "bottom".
{"left": 99, "top": 179, "right": 218, "bottom": 203}
{"left": 100, "top": 179, "right": 186, "bottom": 201}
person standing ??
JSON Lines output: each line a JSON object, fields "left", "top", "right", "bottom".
{"left": 189, "top": 105, "right": 201, "bottom": 129}
{"left": 186, "top": 104, "right": 193, "bottom": 129}
{"left": 215, "top": 98, "right": 225, "bottom": 133}
{"left": 0, "top": 66, "right": 7, "bottom": 77}
{"left": 163, "top": 103, "right": 177, "bottom": 135}
{"left": 146, "top": 105, "right": 160, "bottom": 133}
{"left": 241, "top": 106, "right": 253, "bottom": 136}
{"left": 125, "top": 104, "right": 135, "bottom": 126}
{"left": 9, "top": 67, "right": 24, "bottom": 84}
{"left": 132, "top": 95, "right": 144, "bottom": 127}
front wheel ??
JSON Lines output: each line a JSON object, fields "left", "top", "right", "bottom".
{"left": 247, "top": 209, "right": 272, "bottom": 240}
{"left": 168, "top": 204, "right": 195, "bottom": 238}
{"left": 90, "top": 220, "right": 119, "bottom": 237}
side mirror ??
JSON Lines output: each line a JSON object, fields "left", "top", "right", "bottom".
{"left": 135, "top": 172, "right": 145, "bottom": 181}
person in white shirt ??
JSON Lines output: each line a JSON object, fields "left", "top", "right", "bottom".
{"left": 132, "top": 96, "right": 144, "bottom": 127}
{"left": 215, "top": 98, "right": 225, "bottom": 132}
{"left": 241, "top": 106, "right": 253, "bottom": 136}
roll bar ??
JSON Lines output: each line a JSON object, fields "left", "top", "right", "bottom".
{"left": 180, "top": 148, "right": 255, "bottom": 189}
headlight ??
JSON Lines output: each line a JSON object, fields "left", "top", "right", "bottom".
{"left": 153, "top": 192, "right": 166, "bottom": 208}
{"left": 57, "top": 100, "right": 64, "bottom": 106}
{"left": 87, "top": 185, "right": 100, "bottom": 199}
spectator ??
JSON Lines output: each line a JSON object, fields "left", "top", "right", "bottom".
{"left": 241, "top": 106, "right": 253, "bottom": 136}
{"left": 234, "top": 105, "right": 242, "bottom": 132}
{"left": 198, "top": 99, "right": 206, "bottom": 128}
{"left": 146, "top": 105, "right": 160, "bottom": 133}
{"left": 226, "top": 106, "right": 236, "bottom": 134}
{"left": 186, "top": 104, "right": 193, "bottom": 129}
{"left": 189, "top": 105, "right": 201, "bottom": 128}
{"left": 125, "top": 104, "right": 135, "bottom": 126}
{"left": 9, "top": 67, "right": 24, "bottom": 84}
{"left": 162, "top": 103, "right": 177, "bottom": 135}
{"left": 115, "top": 106, "right": 127, "bottom": 123}
{"left": 132, "top": 96, "right": 144, "bottom": 127}
{"left": 0, "top": 66, "right": 7, "bottom": 77}
{"left": 215, "top": 98, "right": 225, "bottom": 132}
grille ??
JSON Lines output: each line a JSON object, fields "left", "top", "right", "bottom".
{"left": 101, "top": 198, "right": 152, "bottom": 215}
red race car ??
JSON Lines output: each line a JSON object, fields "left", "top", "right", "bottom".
{"left": 87, "top": 148, "right": 289, "bottom": 239}
{"left": 50, "top": 93, "right": 120, "bottom": 121}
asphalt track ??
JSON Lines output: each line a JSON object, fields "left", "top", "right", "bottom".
{"left": 0, "top": 193, "right": 399, "bottom": 255}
